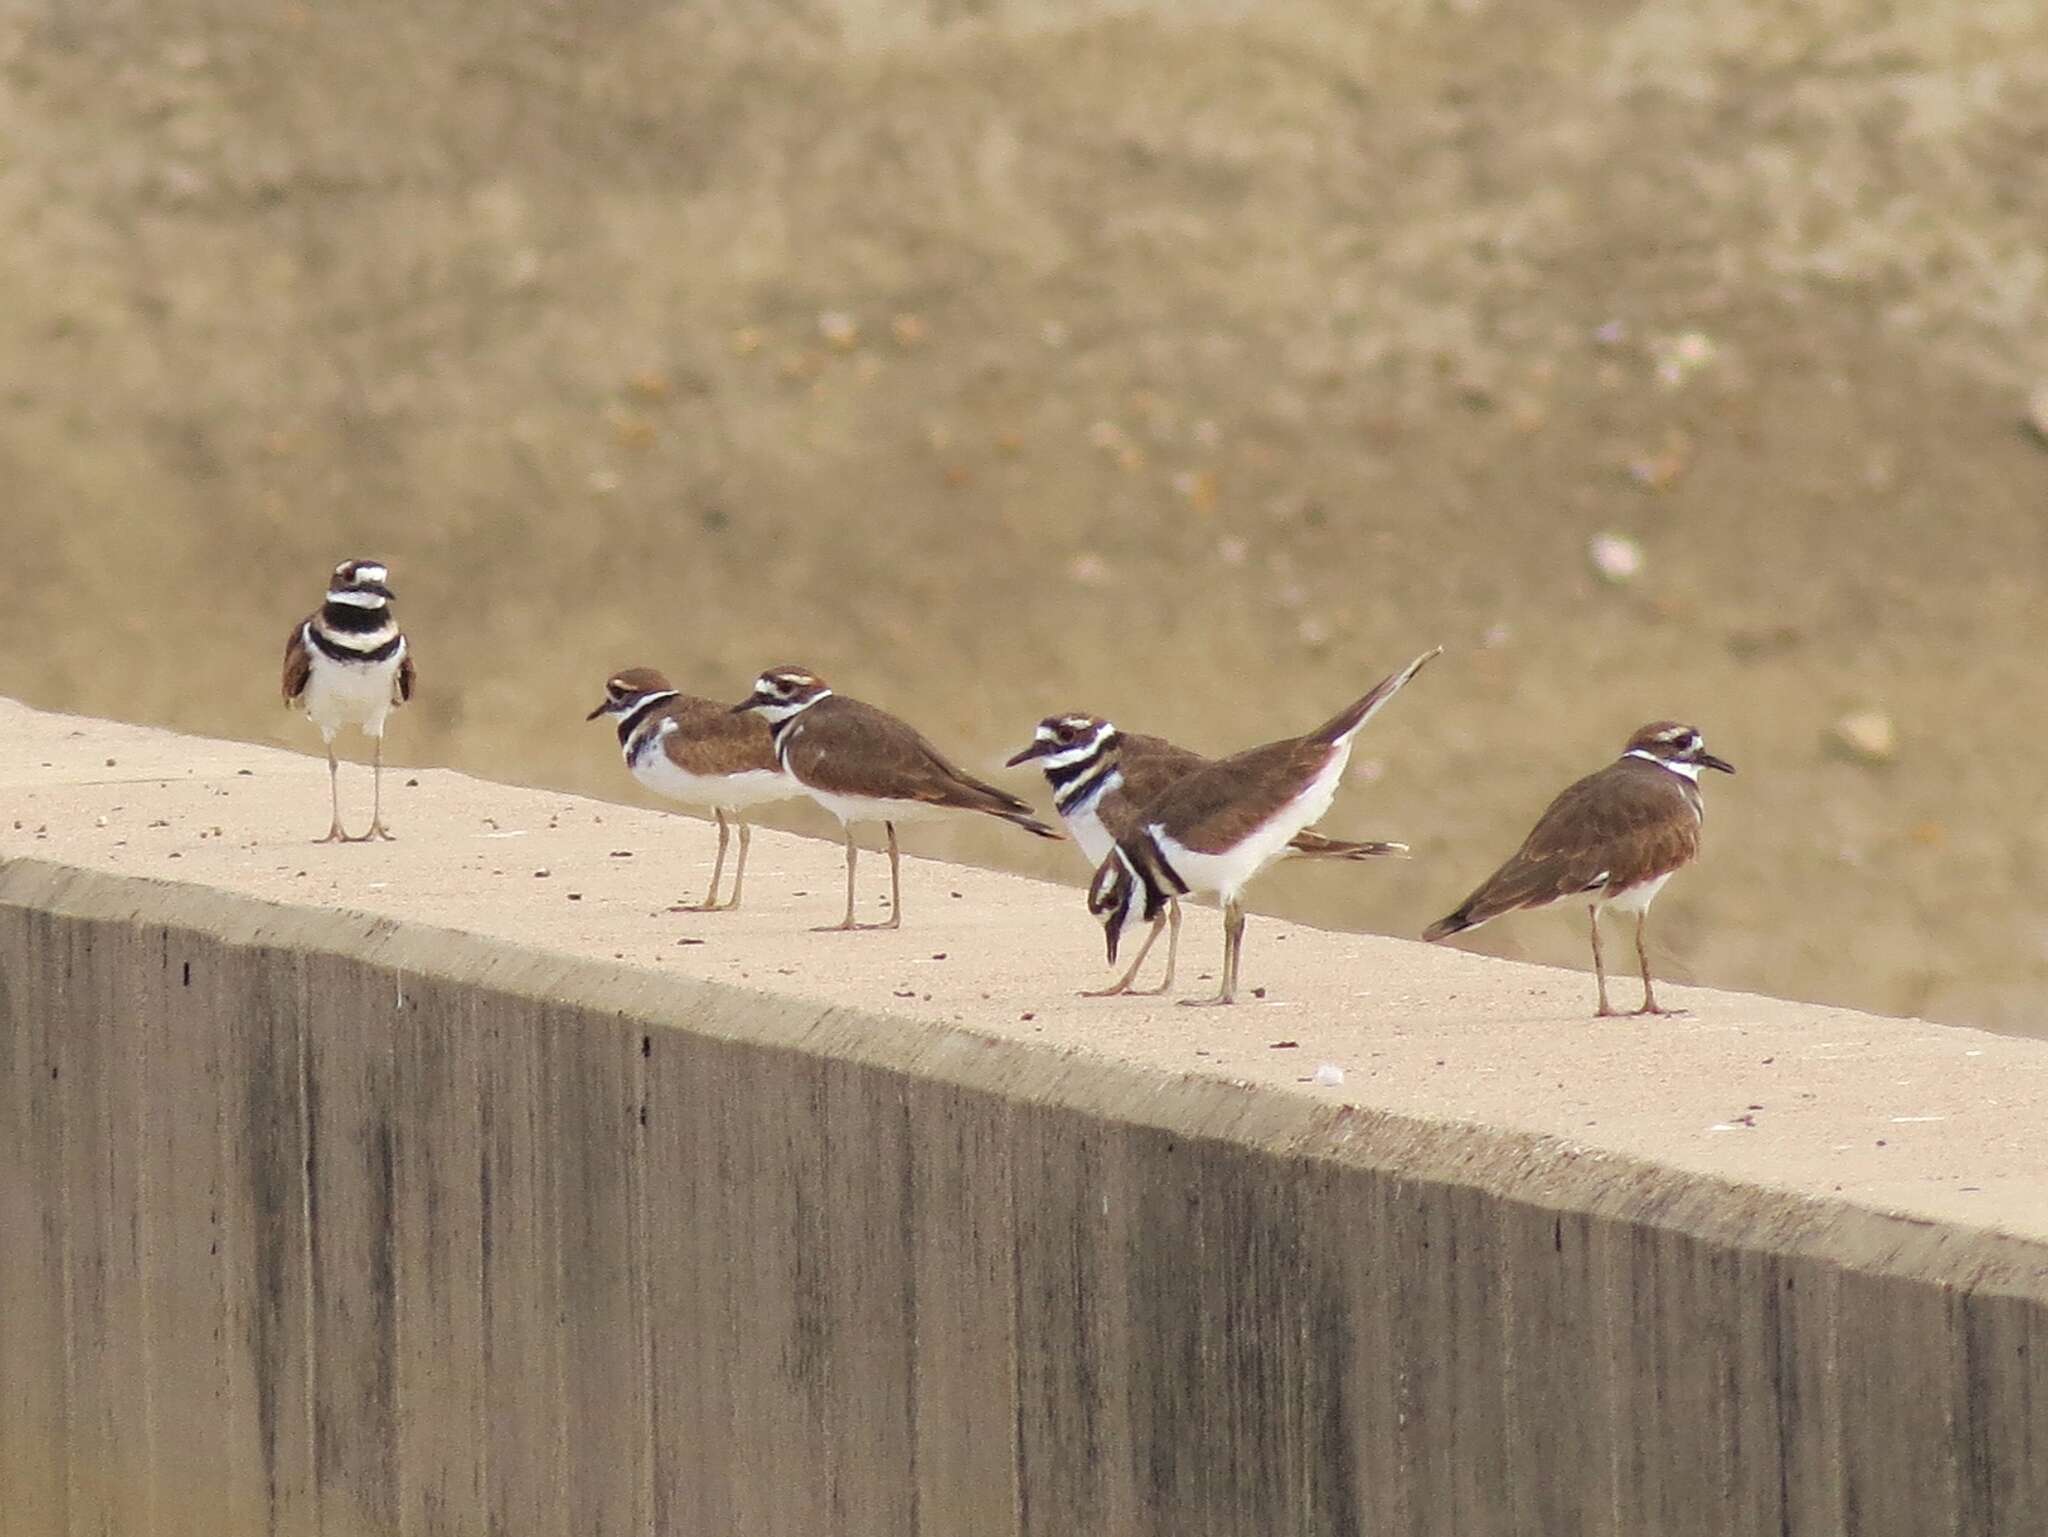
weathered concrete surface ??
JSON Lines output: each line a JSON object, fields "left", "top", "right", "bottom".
{"left": 3, "top": 697, "right": 2047, "bottom": 1536}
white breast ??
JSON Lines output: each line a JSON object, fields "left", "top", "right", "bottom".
{"left": 1055, "top": 790, "right": 1117, "bottom": 868}
{"left": 302, "top": 636, "right": 402, "bottom": 742}
{"left": 633, "top": 754, "right": 791, "bottom": 813}
{"left": 628, "top": 721, "right": 793, "bottom": 812}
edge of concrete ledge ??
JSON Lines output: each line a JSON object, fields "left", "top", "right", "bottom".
{"left": 8, "top": 852, "right": 2046, "bottom": 1305}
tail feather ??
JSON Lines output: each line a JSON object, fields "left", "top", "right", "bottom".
{"left": 1309, "top": 647, "right": 1443, "bottom": 748}
{"left": 1421, "top": 909, "right": 1475, "bottom": 943}
{"left": 1003, "top": 808, "right": 1062, "bottom": 840}
{"left": 1287, "top": 831, "right": 1408, "bottom": 861}
{"left": 948, "top": 773, "right": 1062, "bottom": 838}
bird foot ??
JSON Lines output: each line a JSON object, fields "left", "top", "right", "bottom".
{"left": 1632, "top": 1002, "right": 1687, "bottom": 1017}
{"left": 1178, "top": 993, "right": 1235, "bottom": 1008}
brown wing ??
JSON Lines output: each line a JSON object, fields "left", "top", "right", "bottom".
{"left": 784, "top": 698, "right": 1055, "bottom": 834}
{"left": 393, "top": 643, "right": 416, "bottom": 706}
{"left": 1092, "top": 734, "right": 1212, "bottom": 839}
{"left": 1135, "top": 735, "right": 1336, "bottom": 856}
{"left": 1424, "top": 759, "right": 1700, "bottom": 937}
{"left": 656, "top": 695, "right": 780, "bottom": 777}
{"left": 1114, "top": 734, "right": 1210, "bottom": 805}
{"left": 281, "top": 617, "right": 312, "bottom": 705}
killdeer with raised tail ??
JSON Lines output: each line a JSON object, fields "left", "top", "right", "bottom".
{"left": 1422, "top": 721, "right": 1734, "bottom": 1016}
{"left": 731, "top": 666, "right": 1060, "bottom": 930}
{"left": 1008, "top": 714, "right": 1407, "bottom": 995}
{"left": 587, "top": 668, "right": 796, "bottom": 911}
{"left": 282, "top": 558, "right": 413, "bottom": 842}
{"left": 1089, "top": 648, "right": 1439, "bottom": 1005}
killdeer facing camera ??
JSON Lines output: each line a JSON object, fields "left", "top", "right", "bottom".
{"left": 587, "top": 668, "right": 796, "bottom": 911}
{"left": 1088, "top": 648, "right": 1439, "bottom": 1006}
{"left": 1422, "top": 721, "right": 1734, "bottom": 1017}
{"left": 281, "top": 558, "right": 414, "bottom": 842}
{"left": 731, "top": 666, "right": 1059, "bottom": 930}
{"left": 1008, "top": 714, "right": 1407, "bottom": 996}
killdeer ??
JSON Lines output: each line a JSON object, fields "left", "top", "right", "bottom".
{"left": 1007, "top": 714, "right": 1407, "bottom": 995}
{"left": 586, "top": 667, "right": 797, "bottom": 911}
{"left": 1088, "top": 648, "right": 1439, "bottom": 1006}
{"left": 281, "top": 558, "right": 413, "bottom": 842}
{"left": 1422, "top": 721, "right": 1735, "bottom": 1017}
{"left": 730, "top": 666, "right": 1059, "bottom": 930}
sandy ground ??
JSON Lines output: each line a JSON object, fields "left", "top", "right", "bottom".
{"left": 7, "top": 696, "right": 2047, "bottom": 1241}
{"left": 1, "top": 0, "right": 2045, "bottom": 1032}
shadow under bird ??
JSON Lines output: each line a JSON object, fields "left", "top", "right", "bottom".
{"left": 1089, "top": 647, "right": 1440, "bottom": 1006}
{"left": 281, "top": 558, "right": 414, "bottom": 842}
{"left": 587, "top": 667, "right": 799, "bottom": 911}
{"left": 1008, "top": 712, "right": 1408, "bottom": 996}
{"left": 730, "top": 665, "right": 1060, "bottom": 930}
{"left": 1422, "top": 720, "right": 1734, "bottom": 1017}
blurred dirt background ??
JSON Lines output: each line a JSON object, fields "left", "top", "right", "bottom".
{"left": 3, "top": 0, "right": 2046, "bottom": 1032}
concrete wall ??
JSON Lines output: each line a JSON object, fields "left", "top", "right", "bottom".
{"left": 5, "top": 854, "right": 2047, "bottom": 1536}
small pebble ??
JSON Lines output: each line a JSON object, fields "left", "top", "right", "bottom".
{"left": 1589, "top": 533, "right": 1643, "bottom": 584}
{"left": 1311, "top": 1063, "right": 1346, "bottom": 1087}
{"left": 1832, "top": 709, "right": 1897, "bottom": 765}
{"left": 817, "top": 311, "right": 859, "bottom": 350}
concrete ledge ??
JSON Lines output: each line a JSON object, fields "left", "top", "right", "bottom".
{"left": 4, "top": 699, "right": 2047, "bottom": 1535}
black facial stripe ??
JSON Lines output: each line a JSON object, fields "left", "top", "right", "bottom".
{"left": 615, "top": 691, "right": 677, "bottom": 748}
{"left": 1050, "top": 755, "right": 1116, "bottom": 816}
{"left": 1044, "top": 744, "right": 1108, "bottom": 793}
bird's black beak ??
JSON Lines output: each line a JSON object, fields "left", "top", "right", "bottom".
{"left": 729, "top": 695, "right": 762, "bottom": 715}
{"left": 585, "top": 700, "right": 610, "bottom": 722}
{"left": 1104, "top": 916, "right": 1121, "bottom": 965}
{"left": 1699, "top": 752, "right": 1736, "bottom": 775}
{"left": 1005, "top": 739, "right": 1056, "bottom": 768}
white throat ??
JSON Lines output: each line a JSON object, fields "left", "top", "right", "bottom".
{"left": 326, "top": 589, "right": 389, "bottom": 609}
{"left": 1627, "top": 749, "right": 1703, "bottom": 782}
{"left": 757, "top": 688, "right": 830, "bottom": 724}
